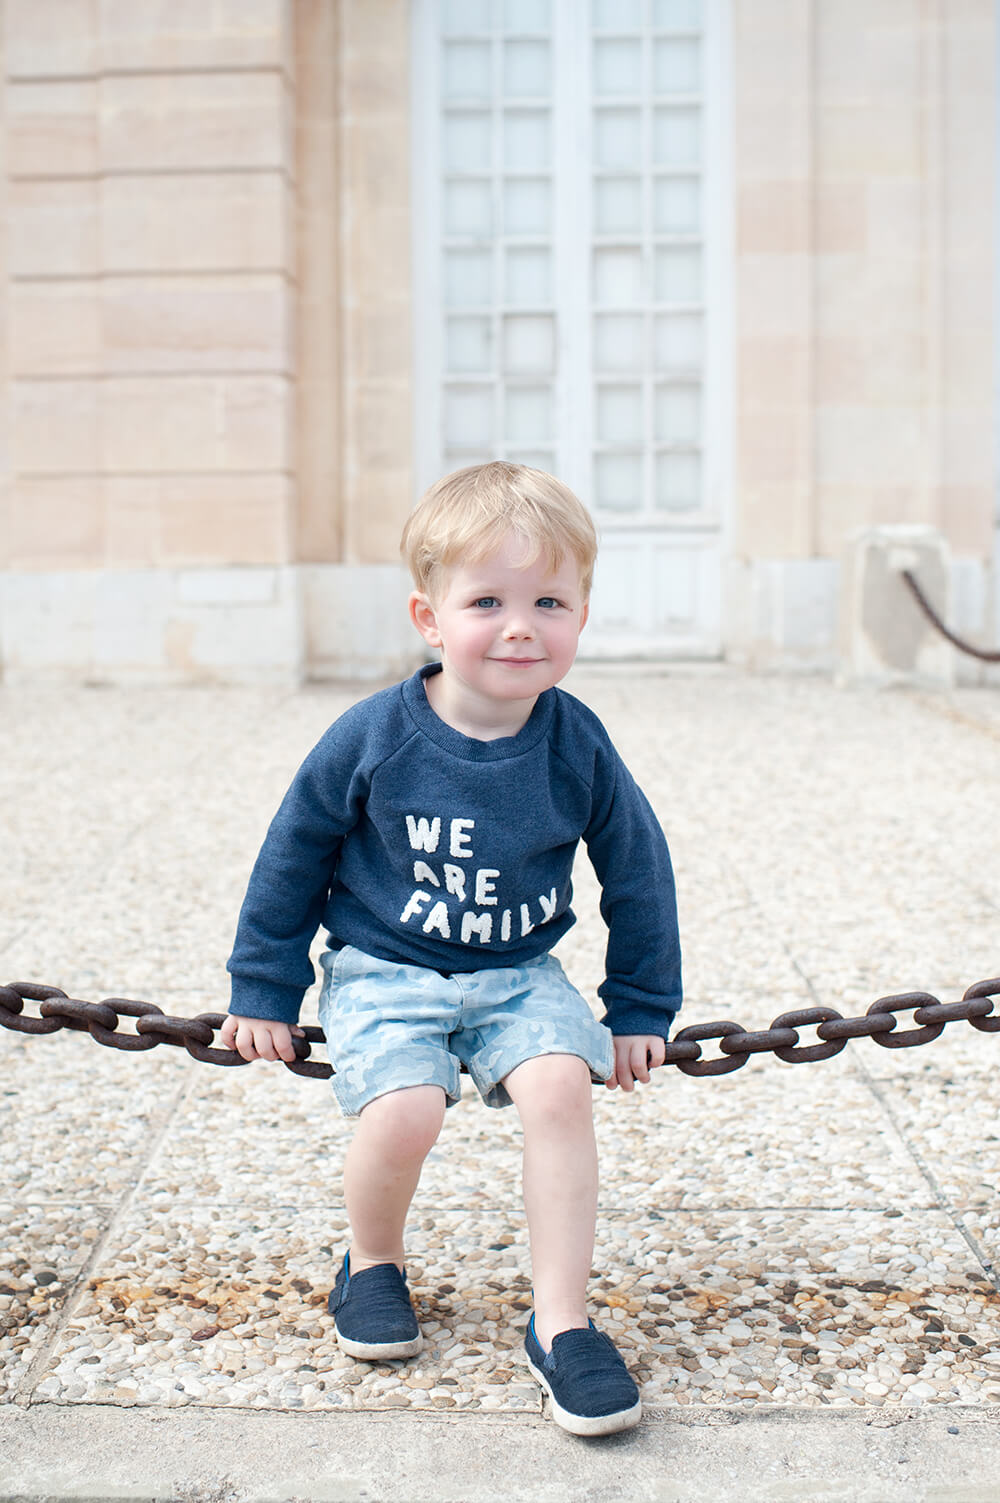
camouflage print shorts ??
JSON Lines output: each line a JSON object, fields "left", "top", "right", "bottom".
{"left": 317, "top": 944, "right": 614, "bottom": 1117}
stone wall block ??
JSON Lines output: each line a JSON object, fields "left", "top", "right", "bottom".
{"left": 12, "top": 380, "right": 101, "bottom": 473}
{"left": 5, "top": 0, "right": 99, "bottom": 77}
{"left": 736, "top": 255, "right": 811, "bottom": 338}
{"left": 10, "top": 284, "right": 101, "bottom": 377}
{"left": 737, "top": 181, "right": 811, "bottom": 256}
{"left": 101, "top": 276, "right": 292, "bottom": 374}
{"left": 8, "top": 477, "right": 104, "bottom": 568}
{"left": 9, "top": 181, "right": 99, "bottom": 278}
{"left": 342, "top": 5, "right": 409, "bottom": 114}
{"left": 817, "top": 405, "right": 927, "bottom": 490}
{"left": 98, "top": 0, "right": 292, "bottom": 72}
{"left": 100, "top": 173, "right": 290, "bottom": 273}
{"left": 7, "top": 81, "right": 100, "bottom": 177}
{"left": 100, "top": 72, "right": 290, "bottom": 173}
{"left": 104, "top": 473, "right": 292, "bottom": 567}
{"left": 102, "top": 376, "right": 291, "bottom": 474}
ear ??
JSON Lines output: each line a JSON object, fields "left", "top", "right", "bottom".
{"left": 579, "top": 600, "right": 590, "bottom": 632}
{"left": 409, "top": 591, "right": 442, "bottom": 648}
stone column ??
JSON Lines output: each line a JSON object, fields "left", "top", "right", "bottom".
{"left": 298, "top": 0, "right": 417, "bottom": 681}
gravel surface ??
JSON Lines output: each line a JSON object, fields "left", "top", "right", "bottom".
{"left": 2, "top": 668, "right": 999, "bottom": 1422}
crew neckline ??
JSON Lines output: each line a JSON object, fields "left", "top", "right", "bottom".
{"left": 401, "top": 663, "right": 556, "bottom": 761}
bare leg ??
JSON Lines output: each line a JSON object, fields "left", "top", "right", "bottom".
{"left": 502, "top": 1054, "right": 598, "bottom": 1350}
{"left": 342, "top": 1085, "right": 446, "bottom": 1272}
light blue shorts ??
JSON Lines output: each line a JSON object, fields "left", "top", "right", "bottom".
{"left": 317, "top": 944, "right": 615, "bottom": 1118}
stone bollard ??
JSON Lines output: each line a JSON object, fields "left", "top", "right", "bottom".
{"left": 837, "top": 525, "right": 954, "bottom": 687}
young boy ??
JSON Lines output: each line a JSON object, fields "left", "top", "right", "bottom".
{"left": 222, "top": 461, "right": 682, "bottom": 1436}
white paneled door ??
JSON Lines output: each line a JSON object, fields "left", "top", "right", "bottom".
{"left": 412, "top": 0, "right": 730, "bottom": 657}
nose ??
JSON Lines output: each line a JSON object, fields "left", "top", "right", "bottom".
{"left": 502, "top": 613, "right": 534, "bottom": 640}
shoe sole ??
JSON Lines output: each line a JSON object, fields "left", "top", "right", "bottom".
{"left": 336, "top": 1329, "right": 423, "bottom": 1361}
{"left": 526, "top": 1355, "right": 642, "bottom": 1437}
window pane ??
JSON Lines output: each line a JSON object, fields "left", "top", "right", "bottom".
{"left": 445, "top": 179, "right": 493, "bottom": 236}
{"left": 446, "top": 385, "right": 493, "bottom": 446}
{"left": 503, "top": 314, "right": 555, "bottom": 372}
{"left": 444, "top": 111, "right": 491, "bottom": 171}
{"left": 653, "top": 175, "right": 699, "bottom": 233}
{"left": 443, "top": 42, "right": 491, "bottom": 101}
{"left": 504, "top": 109, "right": 551, "bottom": 169}
{"left": 505, "top": 40, "right": 550, "bottom": 96}
{"left": 593, "top": 108, "right": 642, "bottom": 169}
{"left": 505, "top": 246, "right": 551, "bottom": 305}
{"left": 594, "top": 452, "right": 642, "bottom": 511}
{"left": 593, "top": 39, "right": 643, "bottom": 95}
{"left": 654, "top": 244, "right": 701, "bottom": 302}
{"left": 503, "top": 0, "right": 551, "bottom": 30}
{"left": 597, "top": 384, "right": 644, "bottom": 443}
{"left": 652, "top": 106, "right": 700, "bottom": 166}
{"left": 656, "top": 451, "right": 701, "bottom": 510}
{"left": 655, "top": 382, "right": 700, "bottom": 441}
{"left": 592, "top": 0, "right": 642, "bottom": 27}
{"left": 654, "top": 312, "right": 702, "bottom": 369}
{"left": 443, "top": 0, "right": 490, "bottom": 31}
{"left": 504, "top": 385, "right": 552, "bottom": 442}
{"left": 504, "top": 177, "right": 551, "bottom": 234}
{"left": 445, "top": 249, "right": 492, "bottom": 306}
{"left": 506, "top": 449, "right": 554, "bottom": 470}
{"left": 445, "top": 449, "right": 493, "bottom": 471}
{"left": 447, "top": 316, "right": 493, "bottom": 372}
{"left": 593, "top": 246, "right": 643, "bottom": 306}
{"left": 653, "top": 0, "right": 702, "bottom": 29}
{"left": 653, "top": 38, "right": 700, "bottom": 93}
{"left": 593, "top": 313, "right": 644, "bottom": 370}
{"left": 593, "top": 176, "right": 642, "bottom": 234}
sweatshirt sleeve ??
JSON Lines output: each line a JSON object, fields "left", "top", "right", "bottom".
{"left": 226, "top": 719, "right": 372, "bottom": 1024}
{"left": 583, "top": 744, "right": 682, "bottom": 1038}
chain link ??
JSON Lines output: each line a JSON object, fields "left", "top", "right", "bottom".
{"left": 1, "top": 977, "right": 997, "bottom": 1081}
{"left": 900, "top": 569, "right": 1000, "bottom": 663}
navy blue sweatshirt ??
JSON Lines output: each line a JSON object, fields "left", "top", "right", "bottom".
{"left": 227, "top": 665, "right": 682, "bottom": 1036}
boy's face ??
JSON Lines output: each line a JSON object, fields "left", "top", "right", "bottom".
{"left": 409, "top": 533, "right": 589, "bottom": 713}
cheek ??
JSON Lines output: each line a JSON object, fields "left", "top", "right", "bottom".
{"left": 446, "top": 620, "right": 494, "bottom": 658}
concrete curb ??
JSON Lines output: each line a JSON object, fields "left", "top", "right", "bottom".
{"left": 4, "top": 1402, "right": 1000, "bottom": 1502}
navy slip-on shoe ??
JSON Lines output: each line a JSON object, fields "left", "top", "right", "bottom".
{"left": 328, "top": 1253, "right": 423, "bottom": 1360}
{"left": 525, "top": 1314, "right": 642, "bottom": 1436}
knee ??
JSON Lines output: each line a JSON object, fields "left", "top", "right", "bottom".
{"left": 507, "top": 1054, "right": 595, "bottom": 1134}
{"left": 359, "top": 1085, "right": 445, "bottom": 1164}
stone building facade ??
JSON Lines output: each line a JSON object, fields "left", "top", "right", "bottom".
{"left": 0, "top": 0, "right": 995, "bottom": 683}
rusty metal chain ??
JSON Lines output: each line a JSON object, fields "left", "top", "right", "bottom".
{"left": 901, "top": 569, "right": 1000, "bottom": 663}
{"left": 1, "top": 976, "right": 998, "bottom": 1080}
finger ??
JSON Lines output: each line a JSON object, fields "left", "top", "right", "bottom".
{"left": 648, "top": 1038, "right": 667, "bottom": 1071}
{"left": 278, "top": 1038, "right": 298, "bottom": 1064}
{"left": 617, "top": 1061, "right": 635, "bottom": 1092}
{"left": 629, "top": 1046, "right": 651, "bottom": 1085}
{"left": 232, "top": 1022, "right": 262, "bottom": 1063}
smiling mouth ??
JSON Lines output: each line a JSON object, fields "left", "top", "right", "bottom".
{"left": 492, "top": 657, "right": 543, "bottom": 665}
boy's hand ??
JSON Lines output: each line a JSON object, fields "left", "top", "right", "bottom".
{"left": 220, "top": 1014, "right": 304, "bottom": 1064}
{"left": 606, "top": 1034, "right": 666, "bottom": 1092}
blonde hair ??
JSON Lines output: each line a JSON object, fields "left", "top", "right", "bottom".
{"left": 401, "top": 462, "right": 598, "bottom": 601}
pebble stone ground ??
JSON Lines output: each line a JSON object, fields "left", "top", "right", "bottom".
{"left": 2, "top": 667, "right": 1000, "bottom": 1467}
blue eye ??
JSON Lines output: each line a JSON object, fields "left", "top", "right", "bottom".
{"left": 473, "top": 596, "right": 499, "bottom": 609}
{"left": 536, "top": 597, "right": 560, "bottom": 609}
